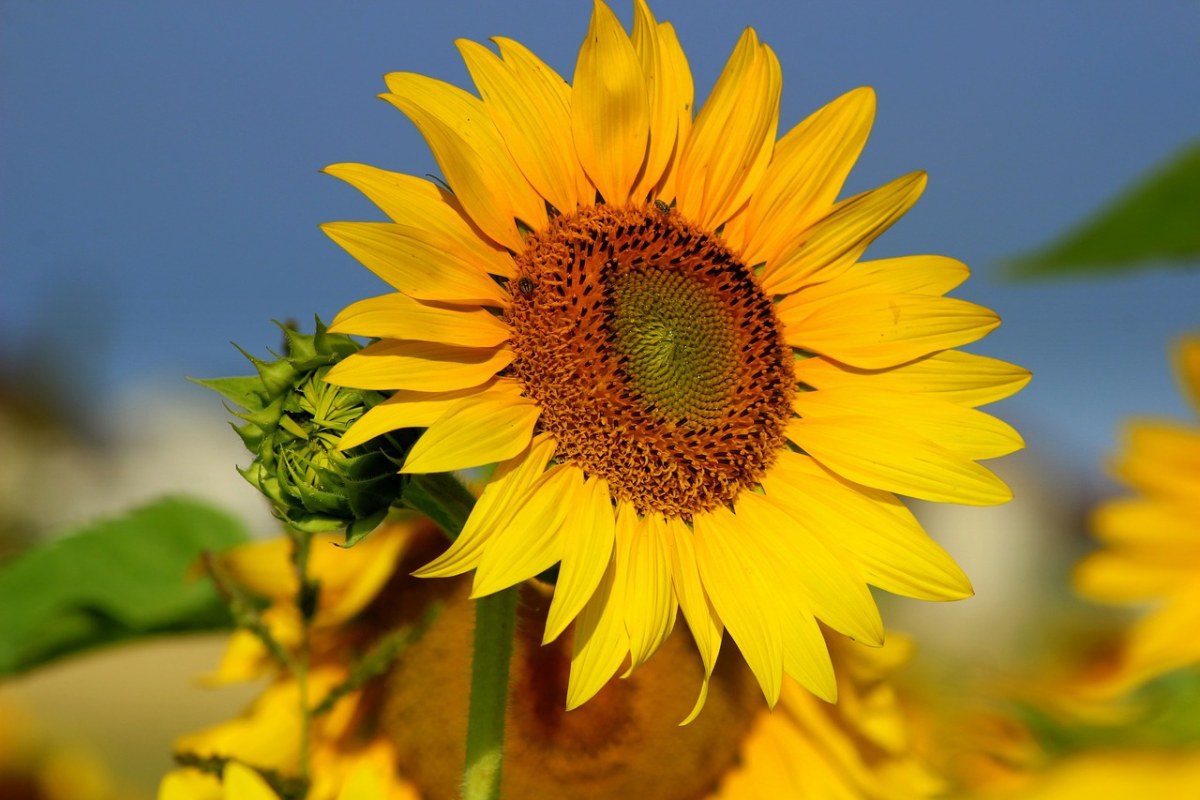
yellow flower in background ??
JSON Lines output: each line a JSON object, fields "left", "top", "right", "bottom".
{"left": 164, "top": 524, "right": 418, "bottom": 800}
{"left": 0, "top": 695, "right": 133, "bottom": 800}
{"left": 165, "top": 520, "right": 941, "bottom": 799}
{"left": 1074, "top": 335, "right": 1200, "bottom": 693}
{"left": 324, "top": 0, "right": 1027, "bottom": 713}
{"left": 159, "top": 761, "right": 386, "bottom": 800}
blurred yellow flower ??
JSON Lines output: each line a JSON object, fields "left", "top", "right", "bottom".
{"left": 985, "top": 749, "right": 1200, "bottom": 800}
{"left": 1075, "top": 335, "right": 1200, "bottom": 693}
{"left": 0, "top": 695, "right": 133, "bottom": 800}
{"left": 164, "top": 517, "right": 941, "bottom": 798}
{"left": 324, "top": 0, "right": 1026, "bottom": 716}
{"left": 159, "top": 761, "right": 385, "bottom": 800}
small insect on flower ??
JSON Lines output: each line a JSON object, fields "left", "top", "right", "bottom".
{"left": 517, "top": 276, "right": 536, "bottom": 297}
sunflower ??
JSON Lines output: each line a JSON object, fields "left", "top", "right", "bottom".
{"left": 323, "top": 0, "right": 1027, "bottom": 713}
{"left": 160, "top": 761, "right": 386, "bottom": 800}
{"left": 164, "top": 520, "right": 942, "bottom": 799}
{"left": 0, "top": 695, "right": 133, "bottom": 800}
{"left": 1074, "top": 335, "right": 1200, "bottom": 693}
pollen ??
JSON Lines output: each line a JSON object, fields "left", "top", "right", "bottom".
{"left": 505, "top": 204, "right": 794, "bottom": 518}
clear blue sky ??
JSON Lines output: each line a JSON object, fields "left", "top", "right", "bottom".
{"left": 2, "top": 0, "right": 1198, "bottom": 476}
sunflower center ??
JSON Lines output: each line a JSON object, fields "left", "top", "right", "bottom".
{"left": 506, "top": 204, "right": 794, "bottom": 518}
{"left": 609, "top": 267, "right": 737, "bottom": 423}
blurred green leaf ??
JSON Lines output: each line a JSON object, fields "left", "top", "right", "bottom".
{"left": 1009, "top": 141, "right": 1200, "bottom": 278}
{"left": 0, "top": 497, "right": 250, "bottom": 676}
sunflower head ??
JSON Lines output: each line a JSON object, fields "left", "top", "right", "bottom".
{"left": 197, "top": 320, "right": 404, "bottom": 540}
{"left": 321, "top": 0, "right": 1029, "bottom": 715}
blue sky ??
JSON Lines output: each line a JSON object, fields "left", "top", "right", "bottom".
{"left": 2, "top": 0, "right": 1198, "bottom": 477}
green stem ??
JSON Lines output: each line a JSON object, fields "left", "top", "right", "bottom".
{"left": 403, "top": 471, "right": 480, "bottom": 541}
{"left": 405, "top": 470, "right": 519, "bottom": 799}
{"left": 462, "top": 585, "right": 519, "bottom": 800}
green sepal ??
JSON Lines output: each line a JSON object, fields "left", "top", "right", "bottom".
{"left": 189, "top": 375, "right": 268, "bottom": 410}
{"left": 339, "top": 508, "right": 390, "bottom": 548}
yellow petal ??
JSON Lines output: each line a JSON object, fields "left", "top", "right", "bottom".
{"left": 646, "top": 21, "right": 693, "bottom": 203}
{"left": 794, "top": 386, "right": 1025, "bottom": 460}
{"left": 1115, "top": 421, "right": 1200, "bottom": 501}
{"left": 416, "top": 434, "right": 556, "bottom": 578}
{"left": 471, "top": 464, "right": 583, "bottom": 597}
{"left": 624, "top": 513, "right": 679, "bottom": 672}
{"left": 1091, "top": 497, "right": 1200, "bottom": 549}
{"left": 793, "top": 351, "right": 1032, "bottom": 408}
{"left": 762, "top": 451, "right": 973, "bottom": 601}
{"left": 222, "top": 763, "right": 279, "bottom": 800}
{"left": 159, "top": 770, "right": 224, "bottom": 800}
{"left": 312, "top": 527, "right": 409, "bottom": 625}
{"left": 458, "top": 38, "right": 582, "bottom": 214}
{"left": 330, "top": 293, "right": 510, "bottom": 348}
{"left": 796, "top": 254, "right": 969, "bottom": 301}
{"left": 571, "top": 0, "right": 650, "bottom": 204}
{"left": 631, "top": 0, "right": 692, "bottom": 200}
{"left": 382, "top": 72, "right": 547, "bottom": 250}
{"left": 1121, "top": 582, "right": 1200, "bottom": 687}
{"left": 544, "top": 476, "right": 618, "bottom": 644}
{"left": 1073, "top": 549, "right": 1191, "bottom": 603}
{"left": 779, "top": 293, "right": 1000, "bottom": 369}
{"left": 675, "top": 28, "right": 780, "bottom": 229}
{"left": 693, "top": 504, "right": 783, "bottom": 706}
{"left": 324, "top": 339, "right": 511, "bottom": 392}
{"left": 218, "top": 537, "right": 296, "bottom": 599}
{"left": 787, "top": 414, "right": 1013, "bottom": 505}
{"left": 567, "top": 502, "right": 635, "bottom": 709}
{"left": 337, "top": 379, "right": 523, "bottom": 450}
{"left": 402, "top": 389, "right": 540, "bottom": 473}
{"left": 762, "top": 171, "right": 927, "bottom": 296}
{"left": 740, "top": 87, "right": 875, "bottom": 268}
{"left": 322, "top": 163, "right": 515, "bottom": 278}
{"left": 736, "top": 491, "right": 881, "bottom": 649}
{"left": 321, "top": 222, "right": 508, "bottom": 307}
{"left": 778, "top": 605, "right": 837, "bottom": 704}
{"left": 204, "top": 629, "right": 269, "bottom": 685}
{"left": 336, "top": 762, "right": 386, "bottom": 800}
{"left": 663, "top": 515, "right": 723, "bottom": 724}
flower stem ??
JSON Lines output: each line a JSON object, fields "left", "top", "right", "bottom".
{"left": 462, "top": 585, "right": 519, "bottom": 800}
{"left": 403, "top": 471, "right": 480, "bottom": 541}
{"left": 402, "top": 470, "right": 517, "bottom": 799}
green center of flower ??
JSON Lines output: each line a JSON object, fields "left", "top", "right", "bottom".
{"left": 609, "top": 268, "right": 738, "bottom": 424}
{"left": 506, "top": 204, "right": 794, "bottom": 519}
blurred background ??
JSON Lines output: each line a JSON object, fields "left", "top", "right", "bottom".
{"left": 2, "top": 1, "right": 1198, "bottom": 796}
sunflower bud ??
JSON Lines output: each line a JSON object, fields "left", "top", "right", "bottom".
{"left": 195, "top": 319, "right": 404, "bottom": 542}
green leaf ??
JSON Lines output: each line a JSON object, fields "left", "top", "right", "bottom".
{"left": 0, "top": 496, "right": 250, "bottom": 676}
{"left": 1008, "top": 141, "right": 1200, "bottom": 278}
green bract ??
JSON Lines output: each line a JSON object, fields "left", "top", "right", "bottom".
{"left": 195, "top": 320, "right": 404, "bottom": 543}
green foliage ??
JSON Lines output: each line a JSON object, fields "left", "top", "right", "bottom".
{"left": 1009, "top": 141, "right": 1200, "bottom": 278}
{"left": 0, "top": 497, "right": 250, "bottom": 676}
